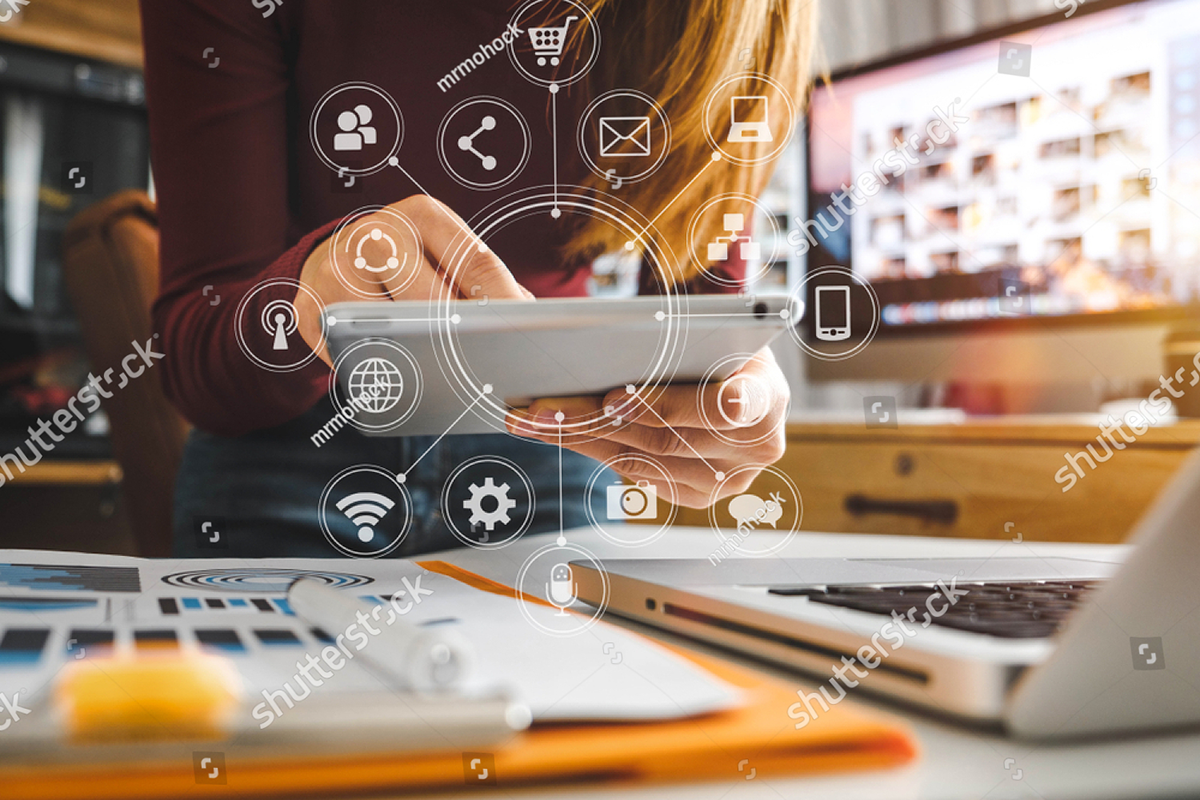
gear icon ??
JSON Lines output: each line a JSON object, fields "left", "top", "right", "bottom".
{"left": 463, "top": 477, "right": 517, "bottom": 533}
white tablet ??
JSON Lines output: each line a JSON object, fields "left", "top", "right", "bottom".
{"left": 324, "top": 294, "right": 795, "bottom": 437}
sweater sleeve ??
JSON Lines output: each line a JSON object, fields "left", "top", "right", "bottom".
{"left": 140, "top": 0, "right": 331, "bottom": 436}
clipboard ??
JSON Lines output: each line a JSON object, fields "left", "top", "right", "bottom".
{"left": 0, "top": 561, "right": 917, "bottom": 798}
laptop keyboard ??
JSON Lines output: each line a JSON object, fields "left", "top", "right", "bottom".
{"left": 767, "top": 580, "right": 1100, "bottom": 639}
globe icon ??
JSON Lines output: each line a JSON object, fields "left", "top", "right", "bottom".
{"left": 348, "top": 357, "right": 404, "bottom": 414}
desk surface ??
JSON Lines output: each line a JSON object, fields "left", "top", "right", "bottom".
{"left": 418, "top": 526, "right": 1200, "bottom": 800}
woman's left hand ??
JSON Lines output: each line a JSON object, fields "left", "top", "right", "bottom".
{"left": 506, "top": 347, "right": 790, "bottom": 508}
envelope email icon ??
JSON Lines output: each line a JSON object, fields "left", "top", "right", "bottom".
{"left": 599, "top": 116, "right": 652, "bottom": 157}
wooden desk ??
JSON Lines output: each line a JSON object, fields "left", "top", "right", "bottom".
{"left": 671, "top": 417, "right": 1200, "bottom": 544}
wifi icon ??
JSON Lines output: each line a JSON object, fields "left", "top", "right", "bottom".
{"left": 336, "top": 492, "right": 396, "bottom": 542}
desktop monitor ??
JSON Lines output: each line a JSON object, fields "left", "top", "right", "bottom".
{"left": 802, "top": 0, "right": 1200, "bottom": 392}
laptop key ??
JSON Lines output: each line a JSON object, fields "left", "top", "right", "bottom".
{"left": 766, "top": 580, "right": 1099, "bottom": 639}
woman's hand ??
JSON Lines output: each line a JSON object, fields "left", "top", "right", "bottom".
{"left": 506, "top": 347, "right": 790, "bottom": 508}
{"left": 294, "top": 195, "right": 532, "bottom": 365}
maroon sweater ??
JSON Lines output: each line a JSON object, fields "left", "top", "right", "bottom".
{"left": 141, "top": 0, "right": 742, "bottom": 435}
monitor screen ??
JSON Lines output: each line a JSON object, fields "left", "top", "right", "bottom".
{"left": 805, "top": 0, "right": 1200, "bottom": 329}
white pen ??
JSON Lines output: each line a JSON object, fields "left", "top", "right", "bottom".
{"left": 288, "top": 576, "right": 476, "bottom": 693}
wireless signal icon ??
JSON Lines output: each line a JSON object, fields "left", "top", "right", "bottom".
{"left": 336, "top": 492, "right": 395, "bottom": 542}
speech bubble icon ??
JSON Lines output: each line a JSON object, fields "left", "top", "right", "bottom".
{"left": 728, "top": 493, "right": 784, "bottom": 529}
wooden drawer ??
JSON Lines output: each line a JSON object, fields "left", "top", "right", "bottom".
{"left": 667, "top": 420, "right": 1200, "bottom": 544}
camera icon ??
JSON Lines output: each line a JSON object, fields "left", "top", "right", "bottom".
{"left": 607, "top": 480, "right": 657, "bottom": 520}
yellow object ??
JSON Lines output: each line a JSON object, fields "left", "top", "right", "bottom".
{"left": 55, "top": 650, "right": 241, "bottom": 742}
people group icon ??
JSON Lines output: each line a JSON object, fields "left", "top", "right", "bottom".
{"left": 334, "top": 104, "right": 377, "bottom": 152}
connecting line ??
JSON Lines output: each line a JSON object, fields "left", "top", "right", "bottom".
{"left": 551, "top": 86, "right": 560, "bottom": 215}
{"left": 627, "top": 154, "right": 719, "bottom": 246}
{"left": 628, "top": 392, "right": 722, "bottom": 477}
{"left": 558, "top": 424, "right": 564, "bottom": 539}
{"left": 387, "top": 157, "right": 483, "bottom": 253}
{"left": 401, "top": 390, "right": 488, "bottom": 479}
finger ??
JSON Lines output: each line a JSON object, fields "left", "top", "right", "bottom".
{"left": 602, "top": 351, "right": 781, "bottom": 431}
{"left": 395, "top": 195, "right": 528, "bottom": 301}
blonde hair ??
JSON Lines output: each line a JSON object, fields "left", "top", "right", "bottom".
{"left": 565, "top": 0, "right": 819, "bottom": 286}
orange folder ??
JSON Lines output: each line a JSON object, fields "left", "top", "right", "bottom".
{"left": 0, "top": 562, "right": 917, "bottom": 799}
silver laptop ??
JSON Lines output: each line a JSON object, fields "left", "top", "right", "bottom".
{"left": 572, "top": 450, "right": 1200, "bottom": 739}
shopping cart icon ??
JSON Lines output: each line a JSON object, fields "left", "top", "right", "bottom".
{"left": 528, "top": 15, "right": 578, "bottom": 66}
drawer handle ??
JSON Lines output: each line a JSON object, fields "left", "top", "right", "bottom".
{"left": 844, "top": 494, "right": 958, "bottom": 524}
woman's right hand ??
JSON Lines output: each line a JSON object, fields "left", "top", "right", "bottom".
{"left": 294, "top": 195, "right": 533, "bottom": 365}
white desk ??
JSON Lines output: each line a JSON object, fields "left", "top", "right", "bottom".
{"left": 416, "top": 527, "right": 1200, "bottom": 800}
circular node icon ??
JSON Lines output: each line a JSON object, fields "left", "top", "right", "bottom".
{"left": 708, "top": 465, "right": 803, "bottom": 558}
{"left": 329, "top": 339, "right": 423, "bottom": 433}
{"left": 235, "top": 278, "right": 325, "bottom": 373}
{"left": 702, "top": 72, "right": 796, "bottom": 166}
{"left": 310, "top": 82, "right": 404, "bottom": 177}
{"left": 441, "top": 456, "right": 535, "bottom": 549}
{"left": 438, "top": 97, "right": 531, "bottom": 190}
{"left": 696, "top": 354, "right": 789, "bottom": 448}
{"left": 585, "top": 456, "right": 678, "bottom": 547}
{"left": 319, "top": 465, "right": 412, "bottom": 558}
{"left": 329, "top": 206, "right": 423, "bottom": 299}
{"left": 577, "top": 89, "right": 672, "bottom": 188}
{"left": 508, "top": 0, "right": 600, "bottom": 88}
{"left": 515, "top": 541, "right": 609, "bottom": 637}
{"left": 787, "top": 266, "right": 881, "bottom": 362}
{"left": 687, "top": 193, "right": 781, "bottom": 287}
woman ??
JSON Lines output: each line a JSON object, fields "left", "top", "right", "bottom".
{"left": 140, "top": 0, "right": 817, "bottom": 557}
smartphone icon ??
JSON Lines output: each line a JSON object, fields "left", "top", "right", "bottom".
{"left": 815, "top": 285, "right": 851, "bottom": 341}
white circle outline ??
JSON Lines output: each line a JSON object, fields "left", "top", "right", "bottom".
{"left": 696, "top": 354, "right": 790, "bottom": 448}
{"left": 686, "top": 192, "right": 781, "bottom": 287}
{"left": 235, "top": 278, "right": 326, "bottom": 373}
{"left": 515, "top": 541, "right": 609, "bottom": 637}
{"left": 707, "top": 464, "right": 803, "bottom": 558}
{"left": 318, "top": 465, "right": 413, "bottom": 559}
{"left": 440, "top": 455, "right": 536, "bottom": 550}
{"left": 309, "top": 82, "right": 404, "bottom": 177}
{"left": 438, "top": 96, "right": 532, "bottom": 190}
{"left": 328, "top": 338, "right": 424, "bottom": 433}
{"left": 576, "top": 89, "right": 672, "bottom": 186}
{"left": 788, "top": 265, "right": 881, "bottom": 362}
{"left": 431, "top": 186, "right": 687, "bottom": 439}
{"left": 329, "top": 206, "right": 424, "bottom": 300}
{"left": 507, "top": 0, "right": 601, "bottom": 89}
{"left": 584, "top": 455, "right": 679, "bottom": 548}
{"left": 702, "top": 72, "right": 796, "bottom": 167}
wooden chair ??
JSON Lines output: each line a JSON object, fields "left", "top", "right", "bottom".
{"left": 62, "top": 190, "right": 188, "bottom": 556}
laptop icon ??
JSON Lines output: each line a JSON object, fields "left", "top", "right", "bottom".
{"left": 728, "top": 96, "right": 772, "bottom": 143}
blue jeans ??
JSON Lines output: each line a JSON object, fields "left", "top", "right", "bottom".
{"left": 173, "top": 397, "right": 609, "bottom": 557}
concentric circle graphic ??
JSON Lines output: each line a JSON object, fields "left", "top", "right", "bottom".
{"left": 328, "top": 339, "right": 424, "bottom": 433}
{"left": 309, "top": 82, "right": 404, "bottom": 177}
{"left": 507, "top": 0, "right": 601, "bottom": 88}
{"left": 702, "top": 72, "right": 796, "bottom": 166}
{"left": 328, "top": 206, "right": 423, "bottom": 299}
{"left": 319, "top": 465, "right": 413, "bottom": 558}
{"left": 438, "top": 97, "right": 531, "bottom": 190}
{"left": 235, "top": 278, "right": 326, "bottom": 373}
{"left": 429, "top": 185, "right": 688, "bottom": 441}
{"left": 787, "top": 265, "right": 881, "bottom": 362}
{"left": 695, "top": 354, "right": 790, "bottom": 448}
{"left": 441, "top": 455, "right": 536, "bottom": 549}
{"left": 515, "top": 541, "right": 609, "bottom": 637}
{"left": 708, "top": 464, "right": 803, "bottom": 557}
{"left": 585, "top": 455, "right": 678, "bottom": 547}
{"left": 161, "top": 569, "right": 373, "bottom": 593}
